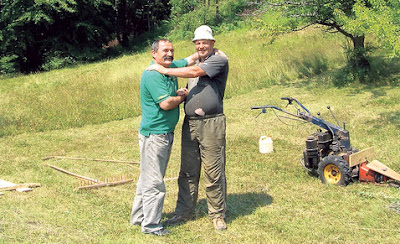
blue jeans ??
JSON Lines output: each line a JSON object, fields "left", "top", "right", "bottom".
{"left": 130, "top": 132, "right": 174, "bottom": 233}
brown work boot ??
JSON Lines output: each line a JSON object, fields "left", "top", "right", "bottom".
{"left": 164, "top": 214, "right": 193, "bottom": 226}
{"left": 212, "top": 217, "right": 227, "bottom": 231}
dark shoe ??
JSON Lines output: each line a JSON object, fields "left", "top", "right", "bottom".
{"left": 147, "top": 228, "right": 171, "bottom": 236}
{"left": 213, "top": 217, "right": 227, "bottom": 231}
{"left": 164, "top": 214, "right": 193, "bottom": 226}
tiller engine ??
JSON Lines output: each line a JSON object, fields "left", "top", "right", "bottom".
{"left": 252, "top": 97, "right": 400, "bottom": 186}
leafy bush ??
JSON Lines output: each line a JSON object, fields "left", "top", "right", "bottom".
{"left": 42, "top": 56, "right": 77, "bottom": 71}
{"left": 0, "top": 55, "right": 18, "bottom": 74}
{"left": 168, "top": 0, "right": 247, "bottom": 40}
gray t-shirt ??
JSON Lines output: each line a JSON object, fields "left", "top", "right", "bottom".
{"left": 184, "top": 53, "right": 229, "bottom": 117}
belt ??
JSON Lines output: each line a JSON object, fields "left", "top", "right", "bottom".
{"left": 186, "top": 113, "right": 224, "bottom": 120}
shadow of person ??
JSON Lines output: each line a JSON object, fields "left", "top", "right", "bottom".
{"left": 174, "top": 192, "right": 273, "bottom": 223}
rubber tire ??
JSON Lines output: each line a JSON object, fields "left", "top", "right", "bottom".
{"left": 318, "top": 155, "right": 353, "bottom": 186}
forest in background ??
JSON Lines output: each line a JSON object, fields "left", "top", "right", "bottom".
{"left": 1, "top": 0, "right": 399, "bottom": 80}
{"left": 0, "top": 0, "right": 246, "bottom": 74}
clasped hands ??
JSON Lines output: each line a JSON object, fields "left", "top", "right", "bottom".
{"left": 176, "top": 87, "right": 188, "bottom": 97}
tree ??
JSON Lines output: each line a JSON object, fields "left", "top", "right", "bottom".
{"left": 112, "top": 0, "right": 170, "bottom": 47}
{"left": 0, "top": 0, "right": 115, "bottom": 73}
{"left": 0, "top": 0, "right": 171, "bottom": 73}
{"left": 0, "top": 0, "right": 76, "bottom": 73}
{"left": 262, "top": 0, "right": 400, "bottom": 71}
{"left": 168, "top": 0, "right": 246, "bottom": 39}
{"left": 335, "top": 0, "right": 400, "bottom": 57}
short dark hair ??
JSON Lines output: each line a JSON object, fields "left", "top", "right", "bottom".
{"left": 151, "top": 39, "right": 171, "bottom": 52}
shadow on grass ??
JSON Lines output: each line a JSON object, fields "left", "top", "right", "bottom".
{"left": 279, "top": 55, "right": 400, "bottom": 91}
{"left": 225, "top": 192, "right": 273, "bottom": 222}
{"left": 363, "top": 111, "right": 400, "bottom": 129}
{"left": 164, "top": 192, "right": 273, "bottom": 223}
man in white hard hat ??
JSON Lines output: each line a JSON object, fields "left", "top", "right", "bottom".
{"left": 147, "top": 25, "right": 229, "bottom": 231}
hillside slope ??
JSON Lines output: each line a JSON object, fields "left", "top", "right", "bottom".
{"left": 1, "top": 27, "right": 347, "bottom": 137}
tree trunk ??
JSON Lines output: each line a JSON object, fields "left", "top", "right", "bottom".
{"left": 203, "top": 0, "right": 207, "bottom": 24}
{"left": 350, "top": 35, "right": 370, "bottom": 70}
{"left": 352, "top": 35, "right": 365, "bottom": 49}
{"left": 116, "top": 0, "right": 129, "bottom": 47}
{"left": 22, "top": 43, "right": 43, "bottom": 73}
{"left": 216, "top": 0, "right": 220, "bottom": 24}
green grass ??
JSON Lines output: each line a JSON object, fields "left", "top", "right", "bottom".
{"left": 0, "top": 55, "right": 146, "bottom": 137}
{"left": 1, "top": 27, "right": 400, "bottom": 243}
{"left": 1, "top": 27, "right": 349, "bottom": 137}
{"left": 2, "top": 84, "right": 400, "bottom": 243}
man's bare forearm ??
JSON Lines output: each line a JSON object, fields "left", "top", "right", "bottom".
{"left": 159, "top": 95, "right": 186, "bottom": 110}
{"left": 184, "top": 52, "right": 200, "bottom": 66}
{"left": 163, "top": 65, "right": 206, "bottom": 78}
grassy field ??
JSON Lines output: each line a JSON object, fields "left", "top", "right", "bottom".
{"left": 0, "top": 27, "right": 349, "bottom": 137}
{"left": 1, "top": 28, "right": 400, "bottom": 243}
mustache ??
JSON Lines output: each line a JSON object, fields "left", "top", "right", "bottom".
{"left": 164, "top": 55, "right": 174, "bottom": 61}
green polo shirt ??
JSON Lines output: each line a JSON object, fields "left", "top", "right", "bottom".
{"left": 139, "top": 59, "right": 188, "bottom": 136}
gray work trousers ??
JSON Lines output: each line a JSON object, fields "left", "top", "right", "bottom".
{"left": 130, "top": 133, "right": 174, "bottom": 233}
{"left": 175, "top": 114, "right": 227, "bottom": 218}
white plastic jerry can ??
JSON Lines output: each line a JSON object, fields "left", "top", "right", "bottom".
{"left": 259, "top": 135, "right": 273, "bottom": 153}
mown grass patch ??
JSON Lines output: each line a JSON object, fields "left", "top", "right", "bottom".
{"left": 1, "top": 83, "right": 400, "bottom": 243}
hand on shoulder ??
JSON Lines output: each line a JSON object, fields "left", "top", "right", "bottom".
{"left": 146, "top": 64, "right": 165, "bottom": 73}
{"left": 214, "top": 48, "right": 228, "bottom": 60}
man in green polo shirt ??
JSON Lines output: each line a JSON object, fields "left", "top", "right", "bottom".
{"left": 130, "top": 39, "right": 198, "bottom": 236}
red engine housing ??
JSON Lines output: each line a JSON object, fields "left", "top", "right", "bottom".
{"left": 359, "top": 162, "right": 389, "bottom": 183}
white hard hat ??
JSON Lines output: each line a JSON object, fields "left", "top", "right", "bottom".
{"left": 192, "top": 25, "right": 215, "bottom": 42}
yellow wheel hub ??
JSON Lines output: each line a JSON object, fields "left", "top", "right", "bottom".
{"left": 323, "top": 164, "right": 341, "bottom": 184}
